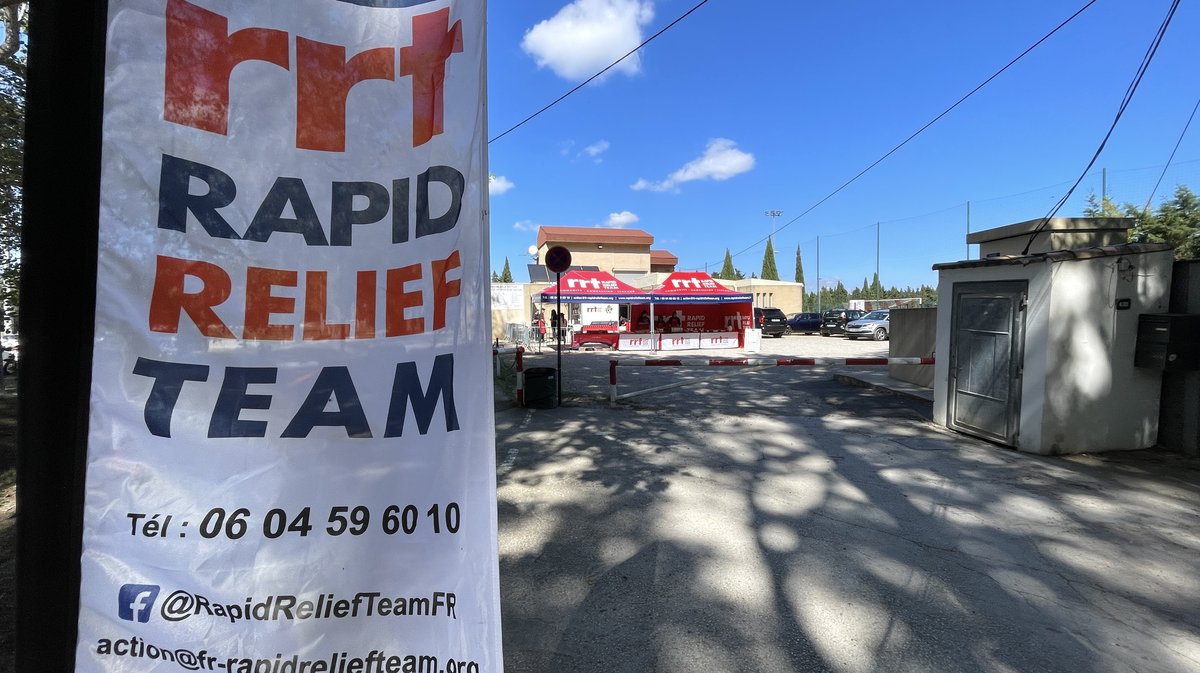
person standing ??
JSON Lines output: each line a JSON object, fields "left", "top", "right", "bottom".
{"left": 636, "top": 310, "right": 650, "bottom": 332}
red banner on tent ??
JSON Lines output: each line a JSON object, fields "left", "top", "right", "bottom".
{"left": 539, "top": 270, "right": 647, "bottom": 303}
{"left": 649, "top": 272, "right": 753, "bottom": 304}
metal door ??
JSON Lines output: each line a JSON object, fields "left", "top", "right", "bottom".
{"left": 948, "top": 281, "right": 1027, "bottom": 445}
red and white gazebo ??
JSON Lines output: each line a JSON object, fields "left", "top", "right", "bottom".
{"left": 626, "top": 272, "right": 753, "bottom": 351}
{"left": 537, "top": 270, "right": 648, "bottom": 349}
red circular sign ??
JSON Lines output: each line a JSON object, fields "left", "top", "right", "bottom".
{"left": 545, "top": 246, "right": 572, "bottom": 274}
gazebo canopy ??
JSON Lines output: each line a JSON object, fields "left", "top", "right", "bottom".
{"left": 538, "top": 270, "right": 648, "bottom": 303}
{"left": 648, "top": 272, "right": 752, "bottom": 304}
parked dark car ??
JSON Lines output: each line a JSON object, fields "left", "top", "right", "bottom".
{"left": 787, "top": 312, "right": 822, "bottom": 335}
{"left": 820, "top": 308, "right": 866, "bottom": 336}
{"left": 754, "top": 307, "right": 788, "bottom": 338}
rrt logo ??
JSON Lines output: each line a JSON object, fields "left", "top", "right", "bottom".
{"left": 118, "top": 584, "right": 161, "bottom": 623}
{"left": 566, "top": 278, "right": 602, "bottom": 290}
{"left": 165, "top": 0, "right": 464, "bottom": 150}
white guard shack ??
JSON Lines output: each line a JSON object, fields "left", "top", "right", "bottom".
{"left": 933, "top": 217, "right": 1173, "bottom": 454}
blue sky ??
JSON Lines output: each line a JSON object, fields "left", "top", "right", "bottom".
{"left": 484, "top": 0, "right": 1199, "bottom": 290}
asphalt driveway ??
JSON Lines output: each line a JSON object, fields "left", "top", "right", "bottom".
{"left": 494, "top": 344, "right": 1200, "bottom": 673}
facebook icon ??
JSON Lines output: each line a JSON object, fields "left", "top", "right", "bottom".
{"left": 117, "top": 584, "right": 160, "bottom": 623}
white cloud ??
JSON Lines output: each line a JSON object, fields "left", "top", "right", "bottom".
{"left": 488, "top": 175, "right": 515, "bottom": 195}
{"left": 522, "top": 0, "right": 655, "bottom": 81}
{"left": 513, "top": 220, "right": 540, "bottom": 232}
{"left": 631, "top": 138, "right": 755, "bottom": 193}
{"left": 602, "top": 210, "right": 639, "bottom": 228}
{"left": 585, "top": 140, "right": 610, "bottom": 157}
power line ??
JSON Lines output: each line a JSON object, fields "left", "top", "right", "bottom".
{"left": 704, "top": 0, "right": 1100, "bottom": 269}
{"left": 712, "top": 155, "right": 1197, "bottom": 269}
{"left": 1142, "top": 94, "right": 1199, "bottom": 212}
{"left": 1021, "top": 0, "right": 1181, "bottom": 254}
{"left": 488, "top": 0, "right": 713, "bottom": 145}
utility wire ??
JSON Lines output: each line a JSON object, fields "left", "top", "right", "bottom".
{"left": 783, "top": 155, "right": 1198, "bottom": 254}
{"left": 1021, "top": 0, "right": 1181, "bottom": 254}
{"left": 488, "top": 0, "right": 712, "bottom": 144}
{"left": 1142, "top": 94, "right": 1199, "bottom": 213}
{"left": 703, "top": 0, "right": 1099, "bottom": 269}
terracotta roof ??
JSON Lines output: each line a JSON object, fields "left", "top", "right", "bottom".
{"left": 650, "top": 249, "right": 678, "bottom": 265}
{"left": 536, "top": 226, "right": 654, "bottom": 248}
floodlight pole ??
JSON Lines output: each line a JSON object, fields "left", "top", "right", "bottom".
{"left": 876, "top": 222, "right": 881, "bottom": 300}
{"left": 815, "top": 236, "right": 821, "bottom": 314}
{"left": 765, "top": 210, "right": 782, "bottom": 239}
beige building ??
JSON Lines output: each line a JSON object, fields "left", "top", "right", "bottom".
{"left": 531, "top": 226, "right": 678, "bottom": 281}
{"left": 730, "top": 278, "right": 804, "bottom": 314}
{"left": 492, "top": 226, "right": 805, "bottom": 339}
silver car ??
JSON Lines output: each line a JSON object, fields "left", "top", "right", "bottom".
{"left": 844, "top": 310, "right": 890, "bottom": 340}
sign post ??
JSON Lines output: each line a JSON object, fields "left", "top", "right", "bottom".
{"left": 544, "top": 245, "right": 572, "bottom": 406}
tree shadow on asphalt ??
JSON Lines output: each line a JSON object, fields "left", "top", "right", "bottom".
{"left": 495, "top": 368, "right": 1200, "bottom": 672}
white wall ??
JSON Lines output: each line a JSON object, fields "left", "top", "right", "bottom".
{"left": 935, "top": 250, "right": 1174, "bottom": 454}
{"left": 1041, "top": 251, "right": 1172, "bottom": 453}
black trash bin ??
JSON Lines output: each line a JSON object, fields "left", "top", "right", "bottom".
{"left": 524, "top": 367, "right": 558, "bottom": 409}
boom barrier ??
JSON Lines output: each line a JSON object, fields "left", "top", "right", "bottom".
{"left": 608, "top": 356, "right": 935, "bottom": 404}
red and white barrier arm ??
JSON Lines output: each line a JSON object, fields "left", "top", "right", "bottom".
{"left": 609, "top": 356, "right": 935, "bottom": 403}
{"left": 618, "top": 357, "right": 934, "bottom": 367}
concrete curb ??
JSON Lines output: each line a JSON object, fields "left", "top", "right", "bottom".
{"left": 834, "top": 372, "right": 935, "bottom": 404}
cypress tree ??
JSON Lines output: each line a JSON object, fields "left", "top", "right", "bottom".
{"left": 760, "top": 237, "right": 779, "bottom": 281}
{"left": 718, "top": 249, "right": 736, "bottom": 279}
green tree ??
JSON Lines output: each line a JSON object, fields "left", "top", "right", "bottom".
{"left": 491, "top": 270, "right": 500, "bottom": 282}
{"left": 0, "top": 4, "right": 24, "bottom": 61}
{"left": 1083, "top": 191, "right": 1123, "bottom": 217}
{"left": 870, "top": 272, "right": 882, "bottom": 298}
{"left": 760, "top": 237, "right": 779, "bottom": 280}
{"left": 0, "top": 13, "right": 24, "bottom": 328}
{"left": 794, "top": 244, "right": 805, "bottom": 287}
{"left": 1088, "top": 185, "right": 1200, "bottom": 260}
{"left": 499, "top": 256, "right": 513, "bottom": 282}
{"left": 920, "top": 285, "right": 939, "bottom": 307}
{"left": 716, "top": 249, "right": 744, "bottom": 280}
{"left": 830, "top": 280, "right": 848, "bottom": 308}
{"left": 1131, "top": 185, "right": 1200, "bottom": 260}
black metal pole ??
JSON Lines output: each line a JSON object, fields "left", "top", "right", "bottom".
{"left": 18, "top": 1, "right": 109, "bottom": 670}
{"left": 556, "top": 271, "right": 562, "bottom": 406}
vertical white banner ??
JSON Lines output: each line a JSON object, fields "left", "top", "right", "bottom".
{"left": 78, "top": 1, "right": 499, "bottom": 671}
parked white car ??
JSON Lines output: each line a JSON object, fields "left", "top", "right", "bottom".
{"left": 844, "top": 310, "right": 890, "bottom": 341}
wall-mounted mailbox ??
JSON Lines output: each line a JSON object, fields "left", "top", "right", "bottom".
{"left": 1135, "top": 313, "right": 1200, "bottom": 371}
